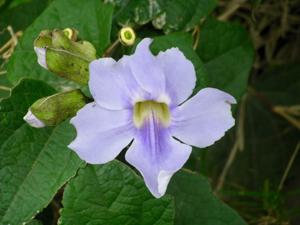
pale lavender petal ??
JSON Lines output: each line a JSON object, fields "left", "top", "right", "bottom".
{"left": 34, "top": 47, "right": 47, "bottom": 69}
{"left": 127, "top": 38, "right": 166, "bottom": 99}
{"left": 125, "top": 117, "right": 192, "bottom": 198}
{"left": 90, "top": 57, "right": 151, "bottom": 110}
{"left": 89, "top": 58, "right": 128, "bottom": 110}
{"left": 23, "top": 110, "right": 45, "bottom": 128}
{"left": 69, "top": 102, "right": 134, "bottom": 164}
{"left": 171, "top": 88, "right": 236, "bottom": 148}
{"left": 157, "top": 48, "right": 196, "bottom": 106}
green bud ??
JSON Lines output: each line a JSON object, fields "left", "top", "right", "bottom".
{"left": 63, "top": 28, "right": 78, "bottom": 41}
{"left": 29, "top": 90, "right": 89, "bottom": 126}
{"left": 119, "top": 27, "right": 136, "bottom": 46}
{"left": 34, "top": 29, "right": 97, "bottom": 85}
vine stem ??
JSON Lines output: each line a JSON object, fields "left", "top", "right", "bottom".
{"left": 102, "top": 39, "right": 120, "bottom": 57}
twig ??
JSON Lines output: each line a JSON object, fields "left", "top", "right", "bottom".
{"left": 218, "top": 0, "right": 246, "bottom": 21}
{"left": 0, "top": 70, "right": 7, "bottom": 75}
{"left": 278, "top": 141, "right": 300, "bottom": 191}
{"left": 215, "top": 94, "right": 247, "bottom": 192}
{"left": 192, "top": 26, "right": 200, "bottom": 50}
{"left": 0, "top": 85, "right": 11, "bottom": 91}
{"left": 0, "top": 26, "right": 22, "bottom": 60}
{"left": 102, "top": 39, "right": 120, "bottom": 57}
{"left": 280, "top": 0, "right": 289, "bottom": 36}
{"left": 272, "top": 105, "right": 300, "bottom": 130}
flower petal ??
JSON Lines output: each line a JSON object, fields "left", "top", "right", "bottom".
{"left": 89, "top": 58, "right": 128, "bottom": 110}
{"left": 125, "top": 117, "right": 192, "bottom": 198}
{"left": 171, "top": 88, "right": 236, "bottom": 148}
{"left": 23, "top": 110, "right": 46, "bottom": 128}
{"left": 127, "top": 38, "right": 166, "bottom": 99}
{"left": 89, "top": 57, "right": 151, "bottom": 110}
{"left": 69, "top": 102, "right": 134, "bottom": 164}
{"left": 157, "top": 47, "right": 196, "bottom": 106}
{"left": 34, "top": 47, "right": 47, "bottom": 69}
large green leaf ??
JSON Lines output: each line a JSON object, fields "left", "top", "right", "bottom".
{"left": 197, "top": 18, "right": 254, "bottom": 100}
{"left": 0, "top": 79, "right": 55, "bottom": 146}
{"left": 151, "top": 32, "right": 207, "bottom": 91}
{"left": 7, "top": 0, "right": 113, "bottom": 88}
{"left": 27, "top": 219, "right": 43, "bottom": 225}
{"left": 105, "top": 0, "right": 216, "bottom": 33}
{"left": 254, "top": 64, "right": 300, "bottom": 105}
{"left": 0, "top": 0, "right": 48, "bottom": 39}
{"left": 0, "top": 79, "right": 83, "bottom": 225}
{"left": 110, "top": 0, "right": 164, "bottom": 26}
{"left": 60, "top": 161, "right": 174, "bottom": 225}
{"left": 168, "top": 170, "right": 247, "bottom": 225}
{"left": 158, "top": 0, "right": 217, "bottom": 32}
{"left": 0, "top": 0, "right": 47, "bottom": 100}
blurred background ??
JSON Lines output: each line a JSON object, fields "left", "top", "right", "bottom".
{"left": 0, "top": 0, "right": 299, "bottom": 224}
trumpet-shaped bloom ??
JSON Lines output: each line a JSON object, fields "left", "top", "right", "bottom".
{"left": 69, "top": 38, "right": 236, "bottom": 198}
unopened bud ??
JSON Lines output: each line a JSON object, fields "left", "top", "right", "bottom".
{"left": 33, "top": 29, "right": 97, "bottom": 85}
{"left": 119, "top": 27, "right": 136, "bottom": 46}
{"left": 26, "top": 90, "right": 89, "bottom": 127}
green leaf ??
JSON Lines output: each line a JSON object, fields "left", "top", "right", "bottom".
{"left": 7, "top": 0, "right": 113, "bottom": 88}
{"left": 151, "top": 32, "right": 207, "bottom": 91}
{"left": 0, "top": 79, "right": 55, "bottom": 146}
{"left": 0, "top": 0, "right": 46, "bottom": 100}
{"left": 111, "top": 0, "right": 164, "bottom": 26}
{"left": 0, "top": 0, "right": 5, "bottom": 8}
{"left": 0, "top": 0, "right": 47, "bottom": 53}
{"left": 0, "top": 79, "right": 83, "bottom": 225}
{"left": 159, "top": 0, "right": 217, "bottom": 32}
{"left": 0, "top": 122, "right": 83, "bottom": 225}
{"left": 0, "top": 76, "right": 12, "bottom": 100}
{"left": 60, "top": 161, "right": 174, "bottom": 225}
{"left": 254, "top": 64, "right": 300, "bottom": 105}
{"left": 168, "top": 170, "right": 247, "bottom": 225}
{"left": 27, "top": 219, "right": 43, "bottom": 225}
{"left": 197, "top": 18, "right": 254, "bottom": 100}
{"left": 0, "top": 0, "right": 48, "bottom": 37}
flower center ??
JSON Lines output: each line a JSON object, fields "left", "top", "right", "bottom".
{"left": 133, "top": 100, "right": 170, "bottom": 128}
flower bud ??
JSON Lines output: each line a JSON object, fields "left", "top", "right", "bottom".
{"left": 33, "top": 29, "right": 97, "bottom": 85}
{"left": 25, "top": 90, "right": 89, "bottom": 127}
{"left": 119, "top": 27, "right": 136, "bottom": 46}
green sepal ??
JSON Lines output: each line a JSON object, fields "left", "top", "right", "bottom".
{"left": 30, "top": 89, "right": 89, "bottom": 126}
{"left": 46, "top": 48, "right": 90, "bottom": 85}
{"left": 51, "top": 30, "right": 96, "bottom": 61}
{"left": 34, "top": 30, "right": 53, "bottom": 47}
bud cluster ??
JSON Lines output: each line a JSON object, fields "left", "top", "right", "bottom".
{"left": 34, "top": 28, "right": 96, "bottom": 85}
{"left": 25, "top": 27, "right": 137, "bottom": 128}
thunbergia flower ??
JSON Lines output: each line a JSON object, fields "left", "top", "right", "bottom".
{"left": 68, "top": 38, "right": 236, "bottom": 198}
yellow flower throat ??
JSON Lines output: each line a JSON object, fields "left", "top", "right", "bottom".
{"left": 133, "top": 101, "right": 170, "bottom": 128}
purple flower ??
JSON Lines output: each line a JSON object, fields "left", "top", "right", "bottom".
{"left": 68, "top": 38, "right": 236, "bottom": 198}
